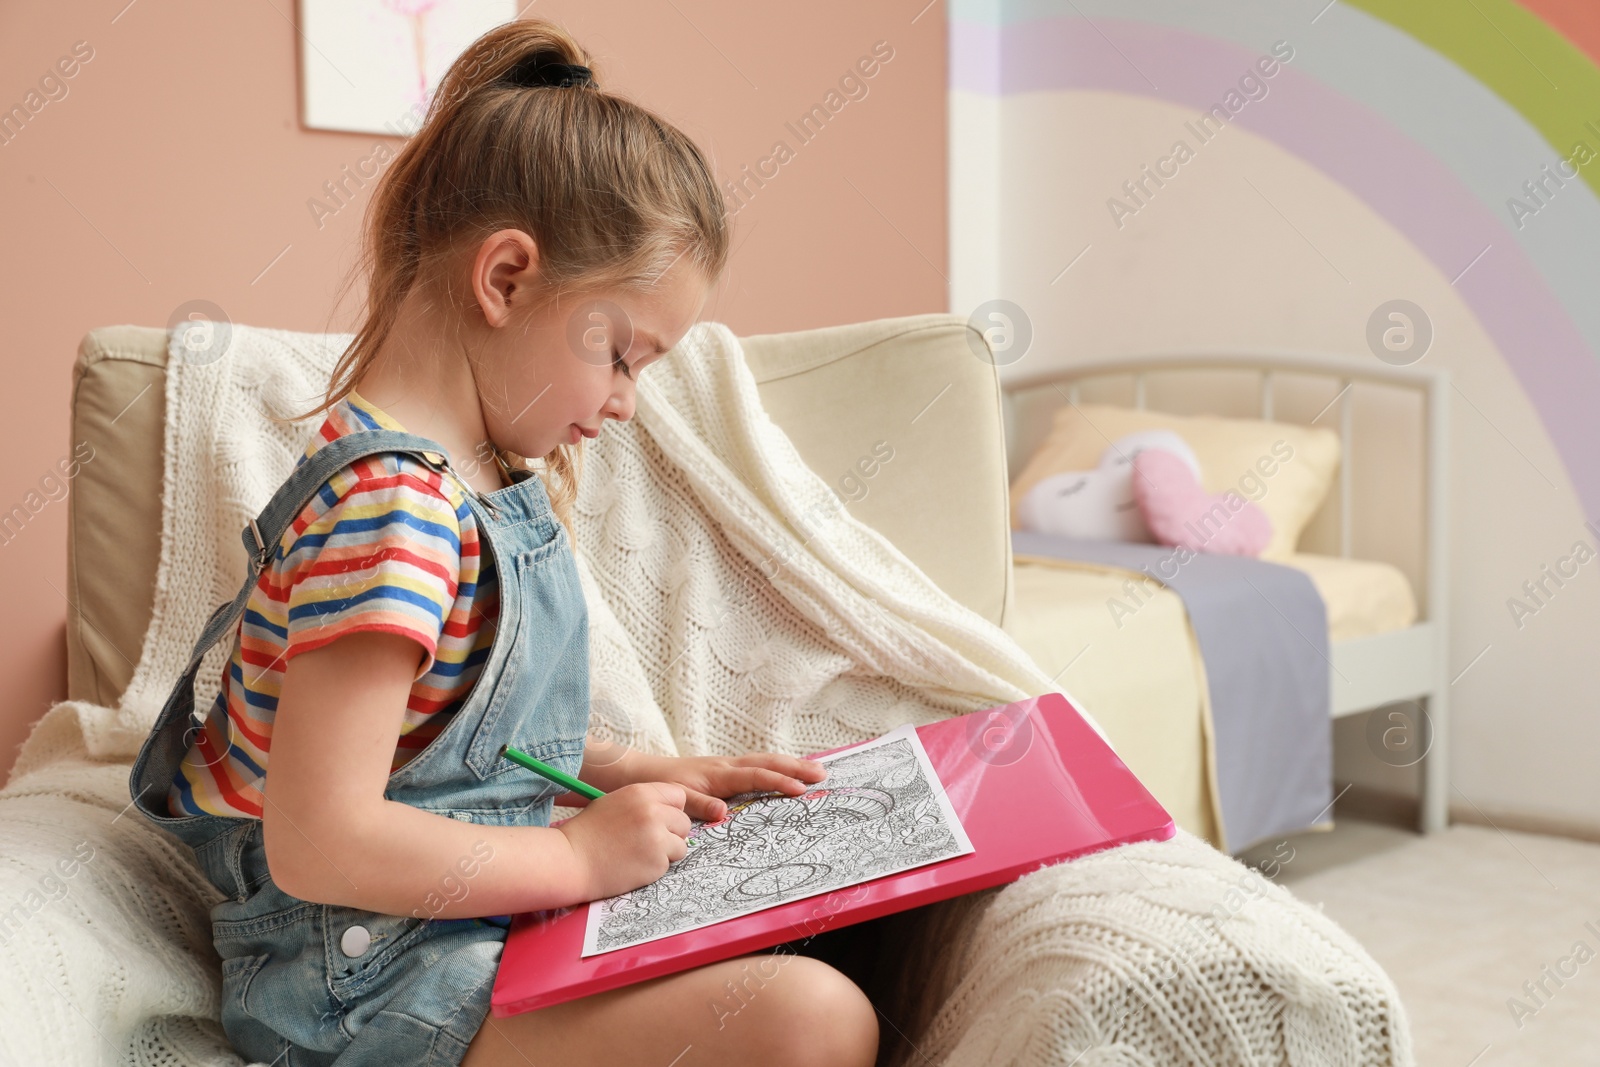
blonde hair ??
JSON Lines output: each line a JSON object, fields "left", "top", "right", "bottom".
{"left": 295, "top": 17, "right": 730, "bottom": 533}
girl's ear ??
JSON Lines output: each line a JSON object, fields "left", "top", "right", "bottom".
{"left": 473, "top": 229, "right": 542, "bottom": 327}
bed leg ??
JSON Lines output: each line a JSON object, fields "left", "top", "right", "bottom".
{"left": 1418, "top": 690, "right": 1449, "bottom": 834}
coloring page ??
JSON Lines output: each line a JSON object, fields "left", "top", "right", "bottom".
{"left": 582, "top": 723, "right": 974, "bottom": 956}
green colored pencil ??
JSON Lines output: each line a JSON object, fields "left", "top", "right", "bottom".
{"left": 500, "top": 744, "right": 606, "bottom": 800}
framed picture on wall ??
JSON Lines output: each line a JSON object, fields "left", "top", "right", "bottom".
{"left": 298, "top": 0, "right": 516, "bottom": 136}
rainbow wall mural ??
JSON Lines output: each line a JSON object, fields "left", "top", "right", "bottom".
{"left": 950, "top": 0, "right": 1600, "bottom": 518}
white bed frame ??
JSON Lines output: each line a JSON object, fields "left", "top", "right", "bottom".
{"left": 1000, "top": 352, "right": 1450, "bottom": 833}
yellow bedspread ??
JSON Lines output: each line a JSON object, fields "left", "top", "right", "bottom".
{"left": 1006, "top": 556, "right": 1224, "bottom": 849}
{"left": 1007, "top": 551, "right": 1418, "bottom": 852}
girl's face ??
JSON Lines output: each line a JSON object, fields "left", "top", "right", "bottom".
{"left": 469, "top": 230, "right": 711, "bottom": 460}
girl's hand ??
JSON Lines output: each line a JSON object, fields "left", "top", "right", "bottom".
{"left": 558, "top": 751, "right": 827, "bottom": 823}
{"left": 558, "top": 782, "right": 693, "bottom": 900}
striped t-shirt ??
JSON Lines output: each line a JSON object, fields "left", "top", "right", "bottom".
{"left": 166, "top": 391, "right": 500, "bottom": 819}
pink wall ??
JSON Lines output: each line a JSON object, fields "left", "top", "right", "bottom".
{"left": 0, "top": 2, "right": 947, "bottom": 782}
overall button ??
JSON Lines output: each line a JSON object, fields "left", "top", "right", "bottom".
{"left": 340, "top": 925, "right": 372, "bottom": 958}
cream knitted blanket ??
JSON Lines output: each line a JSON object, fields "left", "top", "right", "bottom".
{"left": 0, "top": 321, "right": 1412, "bottom": 1066}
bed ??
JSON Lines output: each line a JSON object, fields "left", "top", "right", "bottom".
{"left": 998, "top": 352, "right": 1450, "bottom": 844}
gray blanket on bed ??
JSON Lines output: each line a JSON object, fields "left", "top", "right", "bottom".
{"left": 1012, "top": 532, "right": 1333, "bottom": 853}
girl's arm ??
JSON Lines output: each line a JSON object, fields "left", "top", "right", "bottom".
{"left": 263, "top": 630, "right": 591, "bottom": 918}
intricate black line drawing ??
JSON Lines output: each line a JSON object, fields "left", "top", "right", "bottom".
{"left": 582, "top": 724, "right": 974, "bottom": 956}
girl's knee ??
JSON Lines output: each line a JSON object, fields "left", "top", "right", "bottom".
{"left": 756, "top": 956, "right": 879, "bottom": 1067}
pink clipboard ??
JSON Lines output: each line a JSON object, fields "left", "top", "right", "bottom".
{"left": 491, "top": 691, "right": 1174, "bottom": 1016}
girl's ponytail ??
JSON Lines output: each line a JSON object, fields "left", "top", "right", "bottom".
{"left": 297, "top": 17, "right": 730, "bottom": 536}
{"left": 429, "top": 18, "right": 597, "bottom": 119}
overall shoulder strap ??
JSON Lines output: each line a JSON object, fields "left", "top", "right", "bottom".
{"left": 181, "top": 428, "right": 453, "bottom": 669}
{"left": 239, "top": 428, "right": 452, "bottom": 574}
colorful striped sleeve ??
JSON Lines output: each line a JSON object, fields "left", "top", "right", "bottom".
{"left": 279, "top": 457, "right": 464, "bottom": 681}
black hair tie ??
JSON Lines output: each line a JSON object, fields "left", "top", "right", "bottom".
{"left": 504, "top": 53, "right": 595, "bottom": 90}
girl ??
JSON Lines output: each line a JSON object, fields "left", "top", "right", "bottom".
{"left": 128, "top": 18, "right": 880, "bottom": 1067}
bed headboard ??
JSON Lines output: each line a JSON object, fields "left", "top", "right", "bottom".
{"left": 998, "top": 351, "right": 1449, "bottom": 630}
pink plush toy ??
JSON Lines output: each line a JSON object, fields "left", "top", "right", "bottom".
{"left": 1132, "top": 448, "right": 1272, "bottom": 557}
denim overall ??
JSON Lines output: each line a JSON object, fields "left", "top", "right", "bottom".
{"left": 128, "top": 427, "right": 592, "bottom": 1066}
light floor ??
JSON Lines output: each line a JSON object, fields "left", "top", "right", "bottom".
{"left": 1239, "top": 812, "right": 1600, "bottom": 1066}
